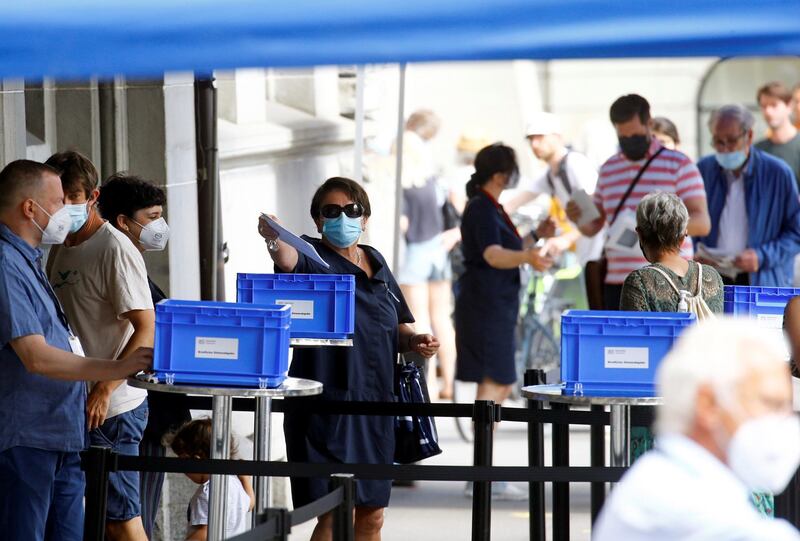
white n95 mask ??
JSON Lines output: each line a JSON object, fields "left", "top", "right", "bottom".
{"left": 728, "top": 413, "right": 800, "bottom": 493}
{"left": 135, "top": 217, "right": 170, "bottom": 251}
{"left": 32, "top": 202, "right": 71, "bottom": 245}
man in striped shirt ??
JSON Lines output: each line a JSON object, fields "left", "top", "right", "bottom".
{"left": 567, "top": 94, "right": 711, "bottom": 310}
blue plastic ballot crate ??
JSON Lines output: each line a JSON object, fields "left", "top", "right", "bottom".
{"left": 154, "top": 299, "right": 291, "bottom": 388}
{"left": 236, "top": 273, "right": 355, "bottom": 339}
{"left": 723, "top": 285, "right": 800, "bottom": 324}
{"left": 560, "top": 310, "right": 696, "bottom": 397}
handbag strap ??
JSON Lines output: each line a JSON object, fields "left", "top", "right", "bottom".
{"left": 609, "top": 147, "right": 665, "bottom": 225}
{"left": 547, "top": 151, "right": 573, "bottom": 196}
{"left": 648, "top": 261, "right": 703, "bottom": 297}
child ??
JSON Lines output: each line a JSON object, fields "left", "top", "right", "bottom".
{"left": 168, "top": 419, "right": 253, "bottom": 540}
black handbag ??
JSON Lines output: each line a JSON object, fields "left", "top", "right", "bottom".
{"left": 394, "top": 358, "right": 442, "bottom": 464}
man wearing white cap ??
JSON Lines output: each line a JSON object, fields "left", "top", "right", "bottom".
{"left": 508, "top": 112, "right": 605, "bottom": 303}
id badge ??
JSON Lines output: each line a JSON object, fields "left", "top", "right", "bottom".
{"left": 68, "top": 335, "right": 85, "bottom": 356}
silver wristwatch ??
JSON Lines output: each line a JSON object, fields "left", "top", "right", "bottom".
{"left": 266, "top": 239, "right": 279, "bottom": 252}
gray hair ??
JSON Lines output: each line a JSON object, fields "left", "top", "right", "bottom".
{"left": 636, "top": 192, "right": 689, "bottom": 253}
{"left": 708, "top": 104, "right": 755, "bottom": 133}
{"left": 656, "top": 318, "right": 788, "bottom": 435}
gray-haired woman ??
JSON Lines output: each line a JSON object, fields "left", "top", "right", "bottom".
{"left": 620, "top": 192, "right": 723, "bottom": 313}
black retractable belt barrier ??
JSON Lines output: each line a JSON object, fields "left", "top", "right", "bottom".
{"left": 551, "top": 402, "right": 570, "bottom": 541}
{"left": 525, "top": 369, "right": 546, "bottom": 541}
{"left": 81, "top": 446, "right": 115, "bottom": 541}
{"left": 471, "top": 400, "right": 497, "bottom": 541}
{"left": 228, "top": 509, "right": 286, "bottom": 541}
{"left": 331, "top": 475, "right": 355, "bottom": 541}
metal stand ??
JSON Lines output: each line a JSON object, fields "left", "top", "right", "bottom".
{"left": 610, "top": 404, "right": 631, "bottom": 468}
{"left": 525, "top": 370, "right": 546, "bottom": 541}
{"left": 590, "top": 404, "right": 606, "bottom": 522}
{"left": 551, "top": 403, "right": 570, "bottom": 541}
{"left": 209, "top": 395, "right": 232, "bottom": 540}
{"left": 127, "top": 376, "right": 322, "bottom": 541}
{"left": 82, "top": 446, "right": 113, "bottom": 541}
{"left": 254, "top": 396, "right": 273, "bottom": 524}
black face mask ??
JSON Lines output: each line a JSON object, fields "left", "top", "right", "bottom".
{"left": 618, "top": 134, "right": 650, "bottom": 161}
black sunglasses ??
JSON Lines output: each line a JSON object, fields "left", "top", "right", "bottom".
{"left": 320, "top": 203, "right": 364, "bottom": 219}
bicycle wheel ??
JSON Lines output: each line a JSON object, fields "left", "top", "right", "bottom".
{"left": 514, "top": 317, "right": 560, "bottom": 397}
{"left": 452, "top": 379, "right": 476, "bottom": 443}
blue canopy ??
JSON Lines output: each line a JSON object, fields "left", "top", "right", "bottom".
{"left": 3, "top": 0, "right": 800, "bottom": 79}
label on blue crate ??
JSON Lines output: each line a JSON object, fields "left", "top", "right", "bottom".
{"left": 604, "top": 347, "right": 649, "bottom": 369}
{"left": 757, "top": 314, "right": 784, "bottom": 329}
{"left": 194, "top": 337, "right": 239, "bottom": 360}
{"left": 276, "top": 299, "right": 314, "bottom": 320}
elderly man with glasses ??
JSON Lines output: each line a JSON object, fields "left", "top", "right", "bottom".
{"left": 694, "top": 104, "right": 800, "bottom": 287}
{"left": 594, "top": 318, "right": 800, "bottom": 540}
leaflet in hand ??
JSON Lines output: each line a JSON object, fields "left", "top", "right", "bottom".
{"left": 569, "top": 189, "right": 601, "bottom": 227}
{"left": 695, "top": 243, "right": 738, "bottom": 279}
{"left": 260, "top": 214, "right": 330, "bottom": 269}
{"left": 605, "top": 209, "right": 642, "bottom": 255}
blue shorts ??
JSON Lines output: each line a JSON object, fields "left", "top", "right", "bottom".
{"left": 398, "top": 235, "right": 453, "bottom": 285}
{"left": 0, "top": 447, "right": 84, "bottom": 541}
{"left": 90, "top": 400, "right": 148, "bottom": 522}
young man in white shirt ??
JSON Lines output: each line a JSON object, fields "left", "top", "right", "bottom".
{"left": 45, "top": 151, "right": 154, "bottom": 541}
{"left": 594, "top": 319, "right": 800, "bottom": 541}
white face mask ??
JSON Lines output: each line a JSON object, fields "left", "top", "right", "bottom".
{"left": 31, "top": 201, "right": 71, "bottom": 245}
{"left": 133, "top": 217, "right": 170, "bottom": 251}
{"left": 728, "top": 413, "right": 800, "bottom": 493}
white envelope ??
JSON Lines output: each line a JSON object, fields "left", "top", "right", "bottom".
{"left": 605, "top": 209, "right": 642, "bottom": 255}
{"left": 569, "top": 189, "right": 601, "bottom": 227}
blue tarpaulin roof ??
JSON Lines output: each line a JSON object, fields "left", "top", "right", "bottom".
{"left": 3, "top": 0, "right": 800, "bottom": 79}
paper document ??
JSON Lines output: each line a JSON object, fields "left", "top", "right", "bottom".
{"left": 261, "top": 214, "right": 330, "bottom": 269}
{"left": 695, "top": 243, "right": 738, "bottom": 279}
{"left": 605, "top": 209, "right": 642, "bottom": 255}
{"left": 570, "top": 189, "right": 601, "bottom": 227}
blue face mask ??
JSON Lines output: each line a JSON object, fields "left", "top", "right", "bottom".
{"left": 715, "top": 150, "right": 748, "bottom": 171}
{"left": 322, "top": 215, "right": 362, "bottom": 248}
{"left": 64, "top": 203, "right": 89, "bottom": 233}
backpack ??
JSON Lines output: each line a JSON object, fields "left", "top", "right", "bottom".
{"left": 647, "top": 262, "right": 715, "bottom": 320}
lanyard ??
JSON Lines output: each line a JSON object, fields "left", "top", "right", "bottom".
{"left": 2, "top": 237, "right": 72, "bottom": 334}
{"left": 479, "top": 187, "right": 521, "bottom": 240}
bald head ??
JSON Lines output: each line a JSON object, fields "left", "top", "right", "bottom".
{"left": 0, "top": 160, "right": 60, "bottom": 214}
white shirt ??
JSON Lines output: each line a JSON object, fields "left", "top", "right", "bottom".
{"left": 716, "top": 169, "right": 749, "bottom": 257}
{"left": 594, "top": 434, "right": 800, "bottom": 541}
{"left": 188, "top": 477, "right": 251, "bottom": 537}
{"left": 522, "top": 150, "right": 605, "bottom": 264}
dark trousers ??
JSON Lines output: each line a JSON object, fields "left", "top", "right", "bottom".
{"left": 0, "top": 447, "right": 84, "bottom": 541}
{"left": 603, "top": 283, "right": 624, "bottom": 311}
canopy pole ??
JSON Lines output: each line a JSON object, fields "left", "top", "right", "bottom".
{"left": 353, "top": 65, "right": 365, "bottom": 183}
{"left": 392, "top": 63, "right": 406, "bottom": 274}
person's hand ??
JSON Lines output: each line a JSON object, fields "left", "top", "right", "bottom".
{"left": 87, "top": 385, "right": 112, "bottom": 430}
{"left": 410, "top": 334, "right": 440, "bottom": 359}
{"left": 441, "top": 228, "right": 461, "bottom": 252}
{"left": 542, "top": 235, "right": 572, "bottom": 259}
{"left": 535, "top": 217, "right": 557, "bottom": 239}
{"left": 566, "top": 200, "right": 582, "bottom": 225}
{"left": 258, "top": 215, "right": 279, "bottom": 242}
{"left": 118, "top": 347, "right": 153, "bottom": 378}
{"left": 735, "top": 249, "right": 759, "bottom": 273}
{"left": 528, "top": 248, "right": 554, "bottom": 272}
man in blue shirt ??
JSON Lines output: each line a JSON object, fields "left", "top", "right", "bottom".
{"left": 694, "top": 104, "right": 800, "bottom": 287}
{"left": 0, "top": 160, "right": 152, "bottom": 541}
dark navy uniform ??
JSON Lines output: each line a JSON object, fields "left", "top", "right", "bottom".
{"left": 455, "top": 190, "right": 522, "bottom": 385}
{"left": 283, "top": 237, "right": 413, "bottom": 508}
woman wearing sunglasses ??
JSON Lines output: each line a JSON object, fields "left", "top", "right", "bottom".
{"left": 257, "top": 176, "right": 439, "bottom": 541}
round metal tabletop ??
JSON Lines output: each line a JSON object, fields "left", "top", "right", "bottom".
{"left": 521, "top": 384, "right": 663, "bottom": 406}
{"left": 128, "top": 375, "right": 323, "bottom": 397}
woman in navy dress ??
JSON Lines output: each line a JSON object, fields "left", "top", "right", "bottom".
{"left": 258, "top": 177, "right": 439, "bottom": 540}
{"left": 456, "top": 144, "right": 553, "bottom": 405}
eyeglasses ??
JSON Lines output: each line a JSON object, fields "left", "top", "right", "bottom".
{"left": 320, "top": 203, "right": 364, "bottom": 219}
{"left": 711, "top": 132, "right": 746, "bottom": 151}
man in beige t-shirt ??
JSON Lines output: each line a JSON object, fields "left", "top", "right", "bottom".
{"left": 45, "top": 151, "right": 153, "bottom": 541}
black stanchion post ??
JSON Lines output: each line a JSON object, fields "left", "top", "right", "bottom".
{"left": 332, "top": 474, "right": 355, "bottom": 541}
{"left": 590, "top": 404, "right": 606, "bottom": 523}
{"left": 551, "top": 402, "right": 570, "bottom": 541}
{"left": 472, "top": 399, "right": 495, "bottom": 541}
{"left": 82, "top": 446, "right": 114, "bottom": 541}
{"left": 525, "top": 369, "right": 546, "bottom": 541}
{"left": 264, "top": 508, "right": 290, "bottom": 540}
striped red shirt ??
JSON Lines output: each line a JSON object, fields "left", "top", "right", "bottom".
{"left": 594, "top": 139, "right": 706, "bottom": 285}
